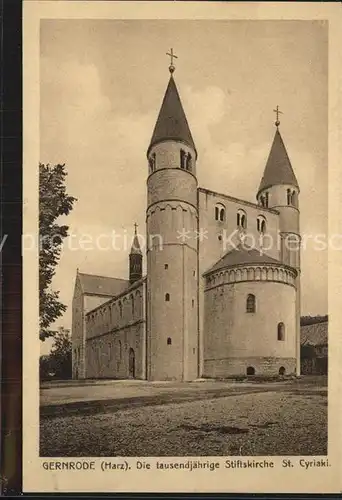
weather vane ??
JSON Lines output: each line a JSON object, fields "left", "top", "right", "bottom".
{"left": 273, "top": 105, "right": 283, "bottom": 128}
{"left": 166, "top": 48, "right": 178, "bottom": 74}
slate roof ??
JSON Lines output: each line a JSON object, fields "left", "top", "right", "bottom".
{"left": 78, "top": 272, "right": 129, "bottom": 297}
{"left": 148, "top": 75, "right": 196, "bottom": 155}
{"left": 204, "top": 245, "right": 281, "bottom": 275}
{"left": 300, "top": 321, "right": 328, "bottom": 347}
{"left": 258, "top": 128, "right": 299, "bottom": 196}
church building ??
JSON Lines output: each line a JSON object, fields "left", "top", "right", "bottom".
{"left": 72, "top": 54, "right": 301, "bottom": 381}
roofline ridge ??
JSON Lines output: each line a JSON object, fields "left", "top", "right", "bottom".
{"left": 78, "top": 272, "right": 128, "bottom": 282}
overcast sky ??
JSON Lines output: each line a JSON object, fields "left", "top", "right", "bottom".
{"left": 40, "top": 19, "right": 328, "bottom": 353}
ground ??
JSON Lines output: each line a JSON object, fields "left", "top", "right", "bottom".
{"left": 40, "top": 376, "right": 327, "bottom": 457}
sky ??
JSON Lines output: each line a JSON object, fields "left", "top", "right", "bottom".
{"left": 40, "top": 19, "right": 328, "bottom": 353}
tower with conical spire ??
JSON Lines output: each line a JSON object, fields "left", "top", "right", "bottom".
{"left": 257, "top": 111, "right": 301, "bottom": 375}
{"left": 146, "top": 52, "right": 199, "bottom": 381}
{"left": 129, "top": 223, "right": 143, "bottom": 285}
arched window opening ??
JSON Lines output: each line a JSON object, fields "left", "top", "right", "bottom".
{"left": 277, "top": 322, "right": 285, "bottom": 341}
{"left": 246, "top": 294, "right": 256, "bottom": 313}
{"left": 180, "top": 149, "right": 186, "bottom": 169}
{"left": 247, "top": 366, "right": 255, "bottom": 376}
{"left": 215, "top": 203, "right": 225, "bottom": 222}
{"left": 149, "top": 153, "right": 156, "bottom": 174}
{"left": 257, "top": 215, "right": 267, "bottom": 234}
{"left": 287, "top": 188, "right": 291, "bottom": 205}
{"left": 279, "top": 366, "right": 286, "bottom": 376}
{"left": 118, "top": 340, "right": 122, "bottom": 361}
{"left": 164, "top": 264, "right": 168, "bottom": 270}
{"left": 237, "top": 209, "right": 247, "bottom": 229}
{"left": 165, "top": 293, "right": 170, "bottom": 302}
{"left": 167, "top": 337, "right": 172, "bottom": 345}
{"left": 260, "top": 195, "right": 265, "bottom": 207}
{"left": 291, "top": 190, "right": 297, "bottom": 207}
{"left": 186, "top": 153, "right": 192, "bottom": 171}
{"left": 265, "top": 192, "right": 269, "bottom": 207}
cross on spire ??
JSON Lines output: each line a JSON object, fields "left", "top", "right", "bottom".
{"left": 166, "top": 48, "right": 178, "bottom": 74}
{"left": 273, "top": 105, "right": 283, "bottom": 127}
{"left": 134, "top": 222, "right": 138, "bottom": 234}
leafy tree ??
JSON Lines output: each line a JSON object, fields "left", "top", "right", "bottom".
{"left": 39, "top": 163, "right": 76, "bottom": 340}
{"left": 49, "top": 327, "right": 72, "bottom": 379}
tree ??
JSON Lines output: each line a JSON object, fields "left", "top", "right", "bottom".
{"left": 49, "top": 327, "right": 72, "bottom": 379}
{"left": 39, "top": 163, "right": 76, "bottom": 340}
{"left": 39, "top": 327, "right": 72, "bottom": 381}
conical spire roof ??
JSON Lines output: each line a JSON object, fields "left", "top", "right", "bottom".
{"left": 130, "top": 224, "right": 142, "bottom": 256}
{"left": 257, "top": 128, "right": 299, "bottom": 196}
{"left": 148, "top": 74, "right": 196, "bottom": 156}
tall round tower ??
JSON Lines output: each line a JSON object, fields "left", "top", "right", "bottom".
{"left": 146, "top": 63, "right": 199, "bottom": 381}
{"left": 257, "top": 119, "right": 301, "bottom": 375}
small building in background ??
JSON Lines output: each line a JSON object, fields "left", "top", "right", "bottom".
{"left": 300, "top": 318, "right": 328, "bottom": 375}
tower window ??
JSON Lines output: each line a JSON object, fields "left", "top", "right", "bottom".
{"left": 186, "top": 153, "right": 192, "bottom": 171}
{"left": 165, "top": 293, "right": 170, "bottom": 302}
{"left": 277, "top": 322, "right": 285, "bottom": 341}
{"left": 164, "top": 264, "right": 168, "bottom": 270}
{"left": 215, "top": 203, "right": 225, "bottom": 222}
{"left": 287, "top": 188, "right": 291, "bottom": 205}
{"left": 192, "top": 299, "right": 195, "bottom": 308}
{"left": 265, "top": 192, "right": 269, "bottom": 207}
{"left": 257, "top": 215, "right": 267, "bottom": 234}
{"left": 237, "top": 209, "right": 247, "bottom": 229}
{"left": 247, "top": 366, "right": 255, "bottom": 376}
{"left": 167, "top": 337, "right": 172, "bottom": 345}
{"left": 246, "top": 294, "right": 256, "bottom": 313}
{"left": 291, "top": 190, "right": 298, "bottom": 207}
{"left": 193, "top": 270, "right": 196, "bottom": 277}
{"left": 180, "top": 149, "right": 186, "bottom": 169}
{"left": 149, "top": 153, "right": 156, "bottom": 174}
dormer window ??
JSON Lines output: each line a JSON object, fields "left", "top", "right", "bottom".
{"left": 215, "top": 203, "right": 225, "bottom": 222}
{"left": 237, "top": 209, "right": 247, "bottom": 229}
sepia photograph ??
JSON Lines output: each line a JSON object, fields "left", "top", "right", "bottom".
{"left": 36, "top": 17, "right": 329, "bottom": 460}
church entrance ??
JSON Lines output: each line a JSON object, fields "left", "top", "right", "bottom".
{"left": 129, "top": 348, "right": 135, "bottom": 378}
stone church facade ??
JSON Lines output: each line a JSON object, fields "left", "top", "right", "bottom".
{"left": 72, "top": 61, "right": 301, "bottom": 381}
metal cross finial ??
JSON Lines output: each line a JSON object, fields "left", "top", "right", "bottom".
{"left": 134, "top": 222, "right": 138, "bottom": 234}
{"left": 166, "top": 48, "right": 178, "bottom": 74}
{"left": 273, "top": 105, "right": 283, "bottom": 127}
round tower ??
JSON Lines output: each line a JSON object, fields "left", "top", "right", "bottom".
{"left": 146, "top": 63, "right": 199, "bottom": 381}
{"left": 257, "top": 118, "right": 301, "bottom": 375}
